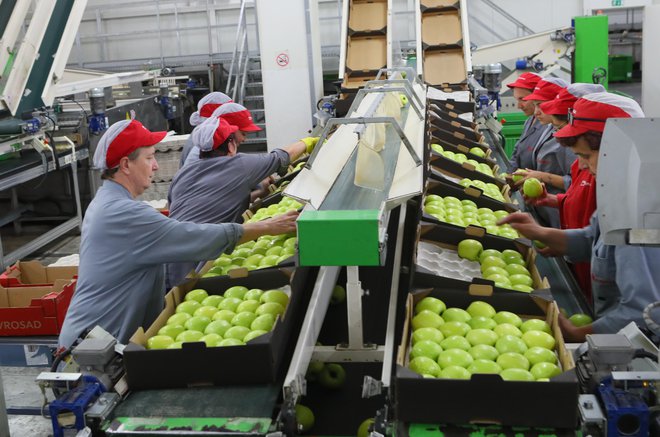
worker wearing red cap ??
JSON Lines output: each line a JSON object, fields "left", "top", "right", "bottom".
{"left": 180, "top": 92, "right": 233, "bottom": 166}
{"left": 166, "top": 113, "right": 314, "bottom": 289}
{"left": 523, "top": 83, "right": 605, "bottom": 301}
{"left": 506, "top": 72, "right": 546, "bottom": 171}
{"left": 59, "top": 119, "right": 298, "bottom": 348}
{"left": 514, "top": 77, "right": 575, "bottom": 228}
{"left": 500, "top": 93, "right": 660, "bottom": 342}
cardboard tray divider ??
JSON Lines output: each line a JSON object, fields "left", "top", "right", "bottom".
{"left": 428, "top": 153, "right": 503, "bottom": 188}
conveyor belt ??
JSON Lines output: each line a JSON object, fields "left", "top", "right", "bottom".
{"left": 0, "top": 148, "right": 49, "bottom": 180}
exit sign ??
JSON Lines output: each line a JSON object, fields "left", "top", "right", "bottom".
{"left": 612, "top": 0, "right": 622, "bottom": 5}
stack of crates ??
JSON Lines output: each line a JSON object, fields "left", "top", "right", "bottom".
{"left": 608, "top": 55, "right": 633, "bottom": 83}
{"left": 498, "top": 111, "right": 528, "bottom": 159}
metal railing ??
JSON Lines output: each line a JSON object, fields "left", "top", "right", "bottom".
{"left": 481, "top": 0, "right": 535, "bottom": 38}
{"left": 225, "top": 0, "right": 252, "bottom": 104}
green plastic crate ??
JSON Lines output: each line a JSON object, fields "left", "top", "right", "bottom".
{"left": 498, "top": 111, "right": 527, "bottom": 159}
{"left": 609, "top": 54, "right": 633, "bottom": 83}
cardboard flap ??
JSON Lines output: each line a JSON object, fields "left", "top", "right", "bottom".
{"left": 467, "top": 282, "right": 495, "bottom": 297}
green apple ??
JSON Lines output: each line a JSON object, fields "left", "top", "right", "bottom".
{"left": 412, "top": 327, "right": 444, "bottom": 345}
{"left": 468, "top": 359, "right": 502, "bottom": 374}
{"left": 480, "top": 256, "right": 507, "bottom": 271}
{"left": 462, "top": 205, "right": 478, "bottom": 214}
{"left": 319, "top": 363, "right": 346, "bottom": 388}
{"left": 469, "top": 147, "right": 486, "bottom": 158}
{"left": 569, "top": 313, "right": 593, "bottom": 327}
{"left": 213, "top": 256, "right": 232, "bottom": 268}
{"left": 457, "top": 239, "right": 484, "bottom": 261}
{"left": 218, "top": 297, "right": 242, "bottom": 312}
{"left": 147, "top": 335, "right": 174, "bottom": 350}
{"left": 458, "top": 178, "right": 472, "bottom": 188}
{"left": 495, "top": 335, "right": 528, "bottom": 354}
{"left": 260, "top": 289, "right": 289, "bottom": 307}
{"left": 232, "top": 247, "right": 252, "bottom": 258}
{"left": 412, "top": 310, "right": 445, "bottom": 330}
{"left": 167, "top": 341, "right": 183, "bottom": 349}
{"left": 176, "top": 300, "right": 202, "bottom": 315}
{"left": 523, "top": 178, "right": 543, "bottom": 198}
{"left": 511, "top": 284, "right": 534, "bottom": 293}
{"left": 469, "top": 344, "right": 499, "bottom": 361}
{"left": 468, "top": 316, "right": 497, "bottom": 330}
{"left": 497, "top": 352, "right": 530, "bottom": 371}
{"left": 439, "top": 365, "right": 471, "bottom": 379}
{"left": 520, "top": 319, "right": 552, "bottom": 334}
{"left": 213, "top": 309, "right": 236, "bottom": 323}
{"left": 425, "top": 194, "right": 443, "bottom": 204}
{"left": 466, "top": 329, "right": 499, "bottom": 347}
{"left": 251, "top": 313, "right": 276, "bottom": 332}
{"left": 500, "top": 368, "right": 534, "bottom": 381}
{"left": 244, "top": 254, "right": 265, "bottom": 267}
{"left": 201, "top": 295, "right": 223, "bottom": 307}
{"left": 158, "top": 324, "right": 185, "bottom": 340}
{"left": 437, "top": 349, "right": 474, "bottom": 369}
{"left": 440, "top": 335, "right": 471, "bottom": 351}
{"left": 493, "top": 311, "right": 523, "bottom": 327}
{"left": 442, "top": 308, "right": 471, "bottom": 323}
{"left": 176, "top": 330, "right": 204, "bottom": 343}
{"left": 522, "top": 330, "right": 556, "bottom": 350}
{"left": 330, "top": 285, "right": 346, "bottom": 305}
{"left": 204, "top": 319, "right": 231, "bottom": 337}
{"left": 224, "top": 286, "right": 249, "bottom": 300}
{"left": 236, "top": 299, "right": 261, "bottom": 313}
{"left": 530, "top": 362, "right": 561, "bottom": 379}
{"left": 409, "top": 356, "right": 441, "bottom": 377}
{"left": 283, "top": 237, "right": 297, "bottom": 250}
{"left": 411, "top": 340, "right": 443, "bottom": 360}
{"left": 357, "top": 418, "right": 375, "bottom": 437}
{"left": 266, "top": 246, "right": 283, "bottom": 257}
{"left": 185, "top": 289, "right": 208, "bottom": 303}
{"left": 502, "top": 249, "right": 524, "bottom": 263}
{"left": 200, "top": 333, "right": 221, "bottom": 347}
{"left": 484, "top": 225, "right": 499, "bottom": 235}
{"left": 244, "top": 330, "right": 268, "bottom": 342}
{"left": 485, "top": 273, "right": 511, "bottom": 286}
{"left": 295, "top": 404, "right": 315, "bottom": 432}
{"left": 184, "top": 315, "right": 211, "bottom": 332}
{"left": 224, "top": 326, "right": 251, "bottom": 342}
{"left": 244, "top": 288, "right": 264, "bottom": 301}
{"left": 259, "top": 255, "right": 280, "bottom": 268}
{"left": 482, "top": 266, "right": 509, "bottom": 278}
{"left": 479, "top": 249, "right": 502, "bottom": 263}
{"left": 424, "top": 203, "right": 445, "bottom": 215}
{"left": 231, "top": 311, "right": 258, "bottom": 328}
{"left": 510, "top": 274, "right": 533, "bottom": 288}
{"left": 415, "top": 297, "right": 446, "bottom": 315}
{"left": 443, "top": 196, "right": 462, "bottom": 207}
{"left": 461, "top": 198, "right": 478, "bottom": 208}
{"left": 276, "top": 254, "right": 293, "bottom": 264}
{"left": 525, "top": 346, "right": 558, "bottom": 366}
{"left": 194, "top": 305, "right": 218, "bottom": 319}
{"left": 505, "top": 264, "right": 531, "bottom": 277}
{"left": 493, "top": 210, "right": 509, "bottom": 220}
{"left": 439, "top": 321, "right": 471, "bottom": 337}
{"left": 512, "top": 170, "right": 527, "bottom": 183}
{"left": 256, "top": 302, "right": 285, "bottom": 317}
{"left": 493, "top": 323, "right": 523, "bottom": 338}
{"left": 167, "top": 312, "right": 191, "bottom": 326}
{"left": 219, "top": 338, "right": 244, "bottom": 347}
{"left": 466, "top": 301, "right": 496, "bottom": 319}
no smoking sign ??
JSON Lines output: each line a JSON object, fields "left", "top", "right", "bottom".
{"left": 276, "top": 52, "right": 290, "bottom": 68}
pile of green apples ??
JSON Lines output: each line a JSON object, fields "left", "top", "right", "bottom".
{"left": 457, "top": 239, "right": 534, "bottom": 292}
{"left": 408, "top": 297, "right": 561, "bottom": 381}
{"left": 205, "top": 233, "right": 297, "bottom": 277}
{"left": 245, "top": 197, "right": 303, "bottom": 224}
{"left": 431, "top": 143, "right": 494, "bottom": 177}
{"left": 146, "top": 286, "right": 289, "bottom": 349}
{"left": 423, "top": 195, "right": 519, "bottom": 240}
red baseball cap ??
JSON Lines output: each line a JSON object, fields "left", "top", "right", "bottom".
{"left": 554, "top": 92, "right": 645, "bottom": 138}
{"left": 189, "top": 92, "right": 233, "bottom": 126}
{"left": 193, "top": 117, "right": 240, "bottom": 152}
{"left": 539, "top": 83, "right": 606, "bottom": 115}
{"left": 506, "top": 72, "right": 542, "bottom": 90}
{"left": 212, "top": 102, "right": 261, "bottom": 132}
{"left": 93, "top": 120, "right": 167, "bottom": 170}
{"left": 523, "top": 77, "right": 568, "bottom": 102}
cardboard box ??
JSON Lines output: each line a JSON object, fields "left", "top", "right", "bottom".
{"left": 429, "top": 104, "right": 477, "bottom": 130}
{"left": 413, "top": 222, "right": 550, "bottom": 293}
{"left": 346, "top": 36, "right": 387, "bottom": 72}
{"left": 421, "top": 11, "right": 462, "bottom": 47}
{"left": 428, "top": 169, "right": 513, "bottom": 205}
{"left": 395, "top": 287, "right": 578, "bottom": 428}
{"left": 430, "top": 126, "right": 488, "bottom": 153}
{"left": 124, "top": 267, "right": 310, "bottom": 389}
{"left": 0, "top": 260, "right": 77, "bottom": 287}
{"left": 429, "top": 153, "right": 503, "bottom": 188}
{"left": 425, "top": 179, "right": 518, "bottom": 213}
{"left": 423, "top": 47, "right": 467, "bottom": 86}
{"left": 429, "top": 116, "right": 482, "bottom": 142}
{"left": 428, "top": 135, "right": 494, "bottom": 163}
{"left": 420, "top": 0, "right": 460, "bottom": 11}
{"left": 0, "top": 279, "right": 77, "bottom": 336}
{"left": 428, "top": 98, "right": 475, "bottom": 115}
{"left": 348, "top": 0, "right": 387, "bottom": 34}
{"left": 342, "top": 72, "right": 377, "bottom": 91}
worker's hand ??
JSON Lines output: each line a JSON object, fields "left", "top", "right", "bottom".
{"left": 399, "top": 94, "right": 409, "bottom": 107}
{"left": 261, "top": 210, "right": 299, "bottom": 235}
{"left": 558, "top": 312, "right": 589, "bottom": 343}
{"left": 497, "top": 212, "right": 545, "bottom": 241}
{"left": 513, "top": 169, "right": 550, "bottom": 189}
{"left": 300, "top": 137, "right": 320, "bottom": 154}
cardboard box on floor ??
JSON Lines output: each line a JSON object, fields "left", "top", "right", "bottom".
{"left": 0, "top": 260, "right": 77, "bottom": 287}
{"left": 395, "top": 287, "right": 578, "bottom": 428}
{"left": 124, "top": 267, "right": 310, "bottom": 390}
{"left": 0, "top": 279, "right": 77, "bottom": 336}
